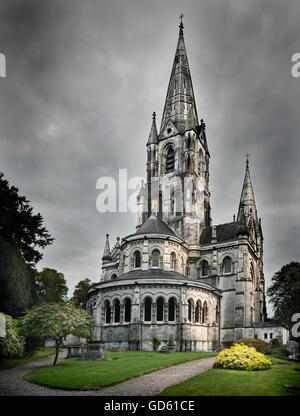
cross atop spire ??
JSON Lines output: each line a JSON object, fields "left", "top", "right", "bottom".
{"left": 246, "top": 153, "right": 250, "bottom": 169}
{"left": 179, "top": 13, "right": 184, "bottom": 36}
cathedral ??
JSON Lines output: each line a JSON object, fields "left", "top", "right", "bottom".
{"left": 87, "top": 21, "right": 288, "bottom": 351}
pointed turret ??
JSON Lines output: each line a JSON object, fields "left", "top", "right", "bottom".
{"left": 237, "top": 157, "right": 258, "bottom": 222}
{"left": 102, "top": 234, "right": 112, "bottom": 264}
{"left": 147, "top": 112, "right": 158, "bottom": 145}
{"left": 159, "top": 17, "right": 199, "bottom": 136}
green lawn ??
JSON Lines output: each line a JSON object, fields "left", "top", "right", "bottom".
{"left": 24, "top": 350, "right": 216, "bottom": 390}
{"left": 159, "top": 356, "right": 300, "bottom": 396}
{"left": 0, "top": 348, "right": 57, "bottom": 371}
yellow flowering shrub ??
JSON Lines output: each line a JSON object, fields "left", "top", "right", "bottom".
{"left": 214, "top": 343, "right": 272, "bottom": 371}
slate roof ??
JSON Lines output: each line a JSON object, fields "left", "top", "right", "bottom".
{"left": 135, "top": 213, "right": 177, "bottom": 236}
{"left": 200, "top": 221, "right": 249, "bottom": 245}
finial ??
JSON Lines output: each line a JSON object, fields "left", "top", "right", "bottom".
{"left": 246, "top": 153, "right": 250, "bottom": 168}
{"left": 152, "top": 111, "right": 156, "bottom": 120}
{"left": 179, "top": 13, "right": 184, "bottom": 36}
{"left": 233, "top": 214, "right": 236, "bottom": 222}
{"left": 106, "top": 233, "right": 109, "bottom": 238}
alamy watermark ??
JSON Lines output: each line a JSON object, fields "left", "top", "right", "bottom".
{"left": 96, "top": 169, "right": 208, "bottom": 214}
{"left": 0, "top": 53, "right": 6, "bottom": 77}
{"left": 291, "top": 53, "right": 300, "bottom": 78}
{"left": 291, "top": 313, "right": 300, "bottom": 338}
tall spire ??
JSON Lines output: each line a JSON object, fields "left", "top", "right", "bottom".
{"left": 237, "top": 156, "right": 258, "bottom": 222}
{"left": 102, "top": 234, "right": 112, "bottom": 264}
{"left": 159, "top": 16, "right": 199, "bottom": 136}
{"left": 147, "top": 112, "right": 158, "bottom": 145}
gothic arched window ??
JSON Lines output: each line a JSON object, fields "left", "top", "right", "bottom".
{"left": 170, "top": 252, "right": 176, "bottom": 270}
{"left": 168, "top": 298, "right": 176, "bottom": 322}
{"left": 195, "top": 300, "right": 201, "bottom": 323}
{"left": 111, "top": 274, "right": 117, "bottom": 280}
{"left": 124, "top": 298, "right": 131, "bottom": 323}
{"left": 201, "top": 260, "right": 209, "bottom": 277}
{"left": 134, "top": 251, "right": 141, "bottom": 268}
{"left": 188, "top": 299, "right": 193, "bottom": 322}
{"left": 156, "top": 297, "right": 164, "bottom": 321}
{"left": 144, "top": 297, "right": 152, "bottom": 322}
{"left": 170, "top": 189, "right": 175, "bottom": 215}
{"left": 151, "top": 249, "right": 160, "bottom": 267}
{"left": 114, "top": 300, "right": 120, "bottom": 323}
{"left": 105, "top": 301, "right": 111, "bottom": 324}
{"left": 223, "top": 257, "right": 232, "bottom": 274}
{"left": 202, "top": 301, "right": 208, "bottom": 324}
{"left": 165, "top": 147, "right": 175, "bottom": 173}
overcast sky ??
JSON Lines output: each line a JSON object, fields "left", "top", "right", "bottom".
{"left": 0, "top": 0, "right": 299, "bottom": 315}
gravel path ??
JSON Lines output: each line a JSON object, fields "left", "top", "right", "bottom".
{"left": 0, "top": 351, "right": 215, "bottom": 396}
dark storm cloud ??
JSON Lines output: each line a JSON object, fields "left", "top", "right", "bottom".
{"left": 0, "top": 0, "right": 299, "bottom": 314}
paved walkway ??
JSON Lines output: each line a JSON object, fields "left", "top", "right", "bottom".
{"left": 0, "top": 351, "right": 215, "bottom": 396}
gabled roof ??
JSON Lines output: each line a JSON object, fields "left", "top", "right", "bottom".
{"left": 135, "top": 212, "right": 176, "bottom": 236}
{"left": 200, "top": 221, "right": 249, "bottom": 245}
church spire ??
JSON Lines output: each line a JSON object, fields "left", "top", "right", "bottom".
{"left": 159, "top": 16, "right": 199, "bottom": 136}
{"left": 147, "top": 112, "right": 158, "bottom": 145}
{"left": 102, "top": 234, "right": 112, "bottom": 264}
{"left": 237, "top": 156, "right": 258, "bottom": 222}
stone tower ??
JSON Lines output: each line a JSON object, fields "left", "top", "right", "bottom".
{"left": 145, "top": 20, "right": 211, "bottom": 245}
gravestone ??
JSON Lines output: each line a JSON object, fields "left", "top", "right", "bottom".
{"left": 287, "top": 341, "right": 299, "bottom": 360}
{"left": 81, "top": 341, "right": 106, "bottom": 360}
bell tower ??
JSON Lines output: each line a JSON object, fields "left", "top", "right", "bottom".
{"left": 149, "top": 17, "right": 211, "bottom": 244}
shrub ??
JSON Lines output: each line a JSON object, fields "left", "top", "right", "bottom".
{"left": 265, "top": 345, "right": 289, "bottom": 357}
{"left": 214, "top": 343, "right": 272, "bottom": 371}
{"left": 233, "top": 338, "right": 269, "bottom": 353}
{"left": 0, "top": 313, "right": 25, "bottom": 358}
{"left": 152, "top": 336, "right": 161, "bottom": 351}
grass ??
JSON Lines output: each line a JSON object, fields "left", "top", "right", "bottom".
{"left": 159, "top": 356, "right": 300, "bottom": 396}
{"left": 24, "top": 350, "right": 216, "bottom": 390}
{"left": 0, "top": 348, "right": 57, "bottom": 371}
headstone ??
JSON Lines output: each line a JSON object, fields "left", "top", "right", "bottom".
{"left": 81, "top": 341, "right": 106, "bottom": 360}
{"left": 0, "top": 313, "right": 5, "bottom": 338}
{"left": 166, "top": 334, "right": 176, "bottom": 353}
{"left": 287, "top": 341, "right": 299, "bottom": 360}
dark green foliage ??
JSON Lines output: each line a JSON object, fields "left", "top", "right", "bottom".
{"left": 0, "top": 172, "right": 54, "bottom": 265}
{"left": 35, "top": 268, "right": 68, "bottom": 303}
{"left": 0, "top": 236, "right": 37, "bottom": 317}
{"left": 234, "top": 338, "right": 269, "bottom": 353}
{"left": 267, "top": 262, "right": 300, "bottom": 333}
{"left": 0, "top": 313, "right": 25, "bottom": 358}
{"left": 71, "top": 278, "right": 94, "bottom": 308}
{"left": 265, "top": 345, "right": 290, "bottom": 357}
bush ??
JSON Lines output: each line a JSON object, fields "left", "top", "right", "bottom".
{"left": 0, "top": 313, "right": 25, "bottom": 358}
{"left": 214, "top": 343, "right": 272, "bottom": 371}
{"left": 265, "top": 345, "right": 289, "bottom": 357}
{"left": 233, "top": 338, "right": 269, "bottom": 353}
{"left": 152, "top": 336, "right": 161, "bottom": 351}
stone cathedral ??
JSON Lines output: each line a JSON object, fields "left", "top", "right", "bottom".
{"left": 88, "top": 21, "right": 287, "bottom": 351}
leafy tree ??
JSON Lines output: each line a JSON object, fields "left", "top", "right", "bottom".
{"left": 0, "top": 172, "right": 54, "bottom": 265}
{"left": 18, "top": 303, "right": 94, "bottom": 365}
{"left": 72, "top": 278, "right": 95, "bottom": 308}
{"left": 0, "top": 313, "right": 25, "bottom": 358}
{"left": 35, "top": 268, "right": 68, "bottom": 303}
{"left": 267, "top": 261, "right": 300, "bottom": 340}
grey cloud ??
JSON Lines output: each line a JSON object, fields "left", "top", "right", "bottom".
{"left": 0, "top": 0, "right": 299, "bottom": 314}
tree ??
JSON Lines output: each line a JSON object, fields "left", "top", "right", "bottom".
{"left": 72, "top": 278, "right": 95, "bottom": 308}
{"left": 267, "top": 261, "right": 300, "bottom": 340}
{"left": 35, "top": 268, "right": 68, "bottom": 303}
{"left": 18, "top": 303, "right": 94, "bottom": 365}
{"left": 0, "top": 313, "right": 25, "bottom": 358}
{"left": 0, "top": 172, "right": 54, "bottom": 265}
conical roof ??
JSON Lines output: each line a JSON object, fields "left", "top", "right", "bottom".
{"left": 237, "top": 158, "right": 258, "bottom": 222}
{"left": 135, "top": 212, "right": 176, "bottom": 236}
{"left": 159, "top": 20, "right": 199, "bottom": 135}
